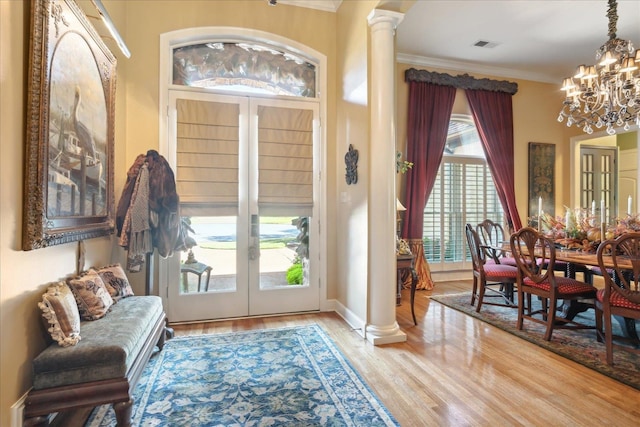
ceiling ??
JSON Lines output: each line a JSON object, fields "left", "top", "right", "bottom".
{"left": 284, "top": 0, "right": 640, "bottom": 85}
{"left": 87, "top": 0, "right": 640, "bottom": 86}
{"left": 396, "top": 0, "right": 640, "bottom": 84}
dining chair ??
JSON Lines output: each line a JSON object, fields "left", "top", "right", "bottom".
{"left": 465, "top": 224, "right": 518, "bottom": 312}
{"left": 476, "top": 219, "right": 518, "bottom": 266}
{"left": 510, "top": 227, "right": 597, "bottom": 341}
{"left": 595, "top": 232, "right": 640, "bottom": 365}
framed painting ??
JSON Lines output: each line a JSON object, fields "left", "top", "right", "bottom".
{"left": 23, "top": 0, "right": 116, "bottom": 250}
{"left": 528, "top": 142, "right": 555, "bottom": 220}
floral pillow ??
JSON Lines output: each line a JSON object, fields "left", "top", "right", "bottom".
{"left": 38, "top": 282, "right": 81, "bottom": 347}
{"left": 66, "top": 272, "right": 113, "bottom": 320}
{"left": 91, "top": 263, "right": 135, "bottom": 302}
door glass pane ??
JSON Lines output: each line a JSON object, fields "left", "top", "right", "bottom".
{"left": 180, "top": 216, "right": 237, "bottom": 294}
{"left": 259, "top": 216, "right": 308, "bottom": 289}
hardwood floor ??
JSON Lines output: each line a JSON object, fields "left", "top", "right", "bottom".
{"left": 171, "top": 280, "right": 640, "bottom": 426}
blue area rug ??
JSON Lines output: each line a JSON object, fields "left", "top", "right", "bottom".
{"left": 86, "top": 324, "right": 398, "bottom": 426}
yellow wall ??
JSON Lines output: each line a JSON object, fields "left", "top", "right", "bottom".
{"left": 0, "top": 1, "right": 338, "bottom": 424}
{"left": 334, "top": 0, "right": 380, "bottom": 326}
{"left": 0, "top": 0, "right": 589, "bottom": 423}
{"left": 0, "top": 2, "right": 121, "bottom": 424}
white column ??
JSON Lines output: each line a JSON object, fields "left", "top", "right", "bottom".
{"left": 366, "top": 9, "right": 406, "bottom": 345}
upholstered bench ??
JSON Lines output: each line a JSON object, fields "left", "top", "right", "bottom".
{"left": 23, "top": 295, "right": 168, "bottom": 427}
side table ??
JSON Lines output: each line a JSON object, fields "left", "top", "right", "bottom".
{"left": 397, "top": 253, "right": 418, "bottom": 325}
{"left": 180, "top": 261, "right": 212, "bottom": 292}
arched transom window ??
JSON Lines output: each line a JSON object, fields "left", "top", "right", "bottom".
{"left": 172, "top": 42, "right": 316, "bottom": 97}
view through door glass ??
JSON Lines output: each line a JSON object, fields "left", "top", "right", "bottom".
{"left": 181, "top": 215, "right": 308, "bottom": 293}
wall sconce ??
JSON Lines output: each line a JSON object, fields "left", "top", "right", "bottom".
{"left": 90, "top": 0, "right": 131, "bottom": 58}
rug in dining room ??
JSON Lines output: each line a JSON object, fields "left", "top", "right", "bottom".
{"left": 430, "top": 292, "right": 640, "bottom": 391}
{"left": 85, "top": 324, "right": 399, "bottom": 426}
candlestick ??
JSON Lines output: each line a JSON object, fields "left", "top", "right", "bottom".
{"left": 538, "top": 197, "right": 542, "bottom": 232}
{"left": 601, "top": 199, "right": 605, "bottom": 224}
{"left": 628, "top": 195, "right": 632, "bottom": 215}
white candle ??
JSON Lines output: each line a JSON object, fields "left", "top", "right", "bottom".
{"left": 538, "top": 197, "right": 542, "bottom": 218}
{"left": 591, "top": 200, "right": 596, "bottom": 216}
{"left": 628, "top": 195, "right": 632, "bottom": 215}
{"left": 601, "top": 199, "right": 606, "bottom": 223}
{"left": 565, "top": 210, "right": 571, "bottom": 229}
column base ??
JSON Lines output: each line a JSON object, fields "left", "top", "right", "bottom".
{"left": 365, "top": 322, "right": 407, "bottom": 345}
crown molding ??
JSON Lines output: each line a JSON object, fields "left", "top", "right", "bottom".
{"left": 278, "top": 0, "right": 342, "bottom": 12}
{"left": 397, "top": 53, "right": 558, "bottom": 85}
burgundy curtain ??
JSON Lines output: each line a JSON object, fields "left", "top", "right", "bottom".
{"left": 401, "top": 81, "right": 456, "bottom": 290}
{"left": 465, "top": 89, "right": 523, "bottom": 231}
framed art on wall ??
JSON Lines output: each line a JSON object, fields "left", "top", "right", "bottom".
{"left": 23, "top": 0, "right": 116, "bottom": 250}
{"left": 528, "top": 142, "right": 555, "bottom": 220}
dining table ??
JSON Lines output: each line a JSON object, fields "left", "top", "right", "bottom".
{"left": 492, "top": 242, "right": 638, "bottom": 343}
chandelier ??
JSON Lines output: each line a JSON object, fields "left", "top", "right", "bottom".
{"left": 558, "top": 0, "right": 640, "bottom": 135}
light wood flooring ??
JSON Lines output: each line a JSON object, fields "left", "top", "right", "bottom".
{"left": 171, "top": 280, "right": 640, "bottom": 427}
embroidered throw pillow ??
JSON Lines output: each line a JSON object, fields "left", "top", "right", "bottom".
{"left": 91, "top": 263, "right": 135, "bottom": 302}
{"left": 67, "top": 272, "right": 113, "bottom": 320}
{"left": 38, "top": 282, "right": 81, "bottom": 347}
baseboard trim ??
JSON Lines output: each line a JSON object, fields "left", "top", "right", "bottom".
{"left": 331, "top": 299, "right": 366, "bottom": 338}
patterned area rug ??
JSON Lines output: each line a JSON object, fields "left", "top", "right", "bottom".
{"left": 430, "top": 292, "right": 640, "bottom": 390}
{"left": 86, "top": 324, "right": 398, "bottom": 426}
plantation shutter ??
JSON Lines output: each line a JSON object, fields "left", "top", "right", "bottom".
{"left": 257, "top": 105, "right": 313, "bottom": 216}
{"left": 176, "top": 99, "right": 239, "bottom": 216}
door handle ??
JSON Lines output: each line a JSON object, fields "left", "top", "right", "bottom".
{"left": 249, "top": 214, "right": 259, "bottom": 259}
{"left": 249, "top": 241, "right": 259, "bottom": 260}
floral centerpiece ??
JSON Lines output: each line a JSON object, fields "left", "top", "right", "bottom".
{"left": 532, "top": 208, "right": 640, "bottom": 253}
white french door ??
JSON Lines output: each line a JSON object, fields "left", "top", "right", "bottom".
{"left": 165, "top": 90, "right": 320, "bottom": 322}
{"left": 580, "top": 146, "right": 617, "bottom": 219}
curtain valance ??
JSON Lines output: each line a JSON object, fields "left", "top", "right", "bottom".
{"left": 405, "top": 68, "right": 518, "bottom": 95}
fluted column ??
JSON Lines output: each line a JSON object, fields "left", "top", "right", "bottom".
{"left": 366, "top": 9, "right": 405, "bottom": 345}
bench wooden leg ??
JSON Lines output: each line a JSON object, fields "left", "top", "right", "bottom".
{"left": 114, "top": 398, "right": 133, "bottom": 427}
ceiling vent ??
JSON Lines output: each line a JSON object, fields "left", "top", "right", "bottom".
{"left": 473, "top": 40, "right": 499, "bottom": 49}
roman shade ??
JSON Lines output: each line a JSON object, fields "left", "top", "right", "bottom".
{"left": 176, "top": 99, "right": 239, "bottom": 216}
{"left": 257, "top": 105, "right": 313, "bottom": 216}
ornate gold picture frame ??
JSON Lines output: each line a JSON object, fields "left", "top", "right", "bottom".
{"left": 23, "top": 0, "right": 116, "bottom": 250}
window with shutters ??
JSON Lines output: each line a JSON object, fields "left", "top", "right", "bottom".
{"left": 423, "top": 115, "right": 505, "bottom": 272}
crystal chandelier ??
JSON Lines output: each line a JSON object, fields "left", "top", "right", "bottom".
{"left": 558, "top": 0, "right": 640, "bottom": 135}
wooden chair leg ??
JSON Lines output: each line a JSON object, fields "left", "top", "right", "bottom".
{"left": 544, "top": 296, "right": 557, "bottom": 341}
{"left": 517, "top": 290, "right": 525, "bottom": 330}
{"left": 604, "top": 310, "right": 615, "bottom": 365}
{"left": 471, "top": 277, "right": 478, "bottom": 306}
{"left": 476, "top": 280, "right": 487, "bottom": 313}
{"left": 595, "top": 306, "right": 604, "bottom": 343}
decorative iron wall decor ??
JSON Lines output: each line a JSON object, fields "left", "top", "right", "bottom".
{"left": 23, "top": 0, "right": 116, "bottom": 250}
{"left": 345, "top": 144, "right": 358, "bottom": 185}
{"left": 528, "top": 142, "right": 555, "bottom": 219}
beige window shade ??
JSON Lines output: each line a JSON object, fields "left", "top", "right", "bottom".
{"left": 176, "top": 99, "right": 239, "bottom": 216}
{"left": 258, "top": 105, "right": 313, "bottom": 216}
